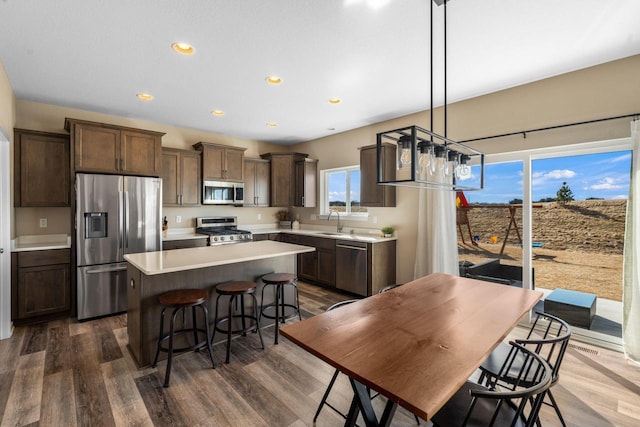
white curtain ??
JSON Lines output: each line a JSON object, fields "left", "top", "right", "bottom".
{"left": 414, "top": 177, "right": 459, "bottom": 278}
{"left": 623, "top": 119, "right": 640, "bottom": 364}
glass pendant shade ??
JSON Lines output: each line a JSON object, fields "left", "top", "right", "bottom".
{"left": 397, "top": 135, "right": 413, "bottom": 170}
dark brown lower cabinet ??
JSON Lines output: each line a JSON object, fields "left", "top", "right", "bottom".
{"left": 12, "top": 249, "right": 71, "bottom": 324}
{"left": 266, "top": 232, "right": 395, "bottom": 295}
{"left": 294, "top": 235, "right": 336, "bottom": 287}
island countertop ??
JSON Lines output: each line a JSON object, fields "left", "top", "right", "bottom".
{"left": 124, "top": 240, "right": 315, "bottom": 275}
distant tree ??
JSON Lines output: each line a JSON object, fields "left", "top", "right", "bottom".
{"left": 509, "top": 198, "right": 523, "bottom": 204}
{"left": 556, "top": 182, "right": 574, "bottom": 205}
{"left": 586, "top": 197, "right": 604, "bottom": 200}
{"left": 535, "top": 197, "right": 556, "bottom": 203}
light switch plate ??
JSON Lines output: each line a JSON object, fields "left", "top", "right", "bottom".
{"left": 39, "top": 218, "right": 48, "bottom": 228}
{"left": 176, "top": 215, "right": 182, "bottom": 223}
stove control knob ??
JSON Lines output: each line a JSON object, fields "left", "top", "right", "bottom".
{"left": 213, "top": 237, "right": 218, "bottom": 242}
{"left": 230, "top": 236, "right": 234, "bottom": 241}
{"left": 220, "top": 236, "right": 225, "bottom": 241}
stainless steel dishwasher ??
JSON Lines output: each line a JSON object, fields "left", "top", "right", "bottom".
{"left": 335, "top": 240, "right": 368, "bottom": 296}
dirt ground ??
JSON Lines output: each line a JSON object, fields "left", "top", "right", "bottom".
{"left": 457, "top": 200, "right": 625, "bottom": 301}
{"left": 459, "top": 243, "right": 623, "bottom": 301}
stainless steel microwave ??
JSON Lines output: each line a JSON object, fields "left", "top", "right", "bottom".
{"left": 202, "top": 180, "right": 244, "bottom": 205}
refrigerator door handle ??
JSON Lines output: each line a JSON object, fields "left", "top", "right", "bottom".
{"left": 118, "top": 190, "right": 124, "bottom": 260}
{"left": 124, "top": 190, "right": 129, "bottom": 250}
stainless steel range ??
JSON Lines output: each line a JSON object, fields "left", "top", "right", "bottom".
{"left": 196, "top": 216, "right": 252, "bottom": 245}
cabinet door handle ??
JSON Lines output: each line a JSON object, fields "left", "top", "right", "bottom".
{"left": 301, "top": 196, "right": 305, "bottom": 206}
{"left": 130, "top": 278, "right": 135, "bottom": 289}
{"left": 177, "top": 195, "right": 180, "bottom": 204}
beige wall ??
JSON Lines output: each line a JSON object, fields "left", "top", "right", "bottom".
{"left": 0, "top": 61, "right": 16, "bottom": 238}
{"left": 291, "top": 54, "right": 640, "bottom": 284}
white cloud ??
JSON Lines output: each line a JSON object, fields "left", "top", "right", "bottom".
{"left": 613, "top": 194, "right": 628, "bottom": 200}
{"left": 531, "top": 169, "right": 576, "bottom": 187}
{"left": 546, "top": 169, "right": 576, "bottom": 179}
{"left": 590, "top": 177, "right": 624, "bottom": 190}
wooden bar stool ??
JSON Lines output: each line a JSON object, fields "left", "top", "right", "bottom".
{"left": 259, "top": 272, "right": 301, "bottom": 344}
{"left": 152, "top": 288, "right": 216, "bottom": 387}
{"left": 212, "top": 281, "right": 265, "bottom": 363}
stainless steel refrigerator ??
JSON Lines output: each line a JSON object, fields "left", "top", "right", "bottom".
{"left": 76, "top": 173, "right": 161, "bottom": 320}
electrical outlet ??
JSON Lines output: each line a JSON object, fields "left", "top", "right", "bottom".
{"left": 176, "top": 215, "right": 182, "bottom": 223}
{"left": 257, "top": 213, "right": 262, "bottom": 220}
{"left": 39, "top": 218, "right": 48, "bottom": 228}
{"left": 372, "top": 216, "right": 378, "bottom": 224}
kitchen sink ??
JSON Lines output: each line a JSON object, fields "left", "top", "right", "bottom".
{"left": 317, "top": 232, "right": 347, "bottom": 236}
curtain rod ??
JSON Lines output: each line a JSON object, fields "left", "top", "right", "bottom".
{"left": 459, "top": 113, "right": 640, "bottom": 144}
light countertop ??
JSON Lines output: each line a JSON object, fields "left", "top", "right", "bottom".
{"left": 250, "top": 228, "right": 396, "bottom": 243}
{"left": 125, "top": 240, "right": 315, "bottom": 275}
{"left": 11, "top": 234, "right": 71, "bottom": 252}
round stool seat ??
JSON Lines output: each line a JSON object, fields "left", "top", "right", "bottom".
{"left": 216, "top": 281, "right": 257, "bottom": 295}
{"left": 262, "top": 272, "right": 297, "bottom": 284}
{"left": 159, "top": 288, "right": 207, "bottom": 307}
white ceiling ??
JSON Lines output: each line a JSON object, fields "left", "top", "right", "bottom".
{"left": 1, "top": 0, "right": 639, "bottom": 145}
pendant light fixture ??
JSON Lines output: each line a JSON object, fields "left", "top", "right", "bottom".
{"left": 376, "top": 0, "right": 484, "bottom": 191}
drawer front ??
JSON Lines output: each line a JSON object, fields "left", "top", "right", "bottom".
{"left": 18, "top": 249, "right": 70, "bottom": 267}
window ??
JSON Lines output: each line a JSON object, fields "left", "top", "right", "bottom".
{"left": 320, "top": 166, "right": 368, "bottom": 217}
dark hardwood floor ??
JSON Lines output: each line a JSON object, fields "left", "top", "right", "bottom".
{"left": 0, "top": 281, "right": 639, "bottom": 426}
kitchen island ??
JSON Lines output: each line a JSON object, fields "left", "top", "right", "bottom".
{"left": 125, "top": 240, "right": 315, "bottom": 367}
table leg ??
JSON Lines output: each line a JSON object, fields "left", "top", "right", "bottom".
{"left": 346, "top": 378, "right": 397, "bottom": 427}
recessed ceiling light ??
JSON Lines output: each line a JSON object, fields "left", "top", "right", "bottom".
{"left": 136, "top": 93, "right": 154, "bottom": 101}
{"left": 265, "top": 76, "right": 282, "bottom": 85}
{"left": 328, "top": 98, "right": 342, "bottom": 105}
{"left": 266, "top": 122, "right": 278, "bottom": 128}
{"left": 172, "top": 42, "right": 195, "bottom": 55}
{"left": 211, "top": 110, "right": 225, "bottom": 116}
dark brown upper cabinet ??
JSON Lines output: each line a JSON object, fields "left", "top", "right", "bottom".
{"left": 65, "top": 118, "right": 164, "bottom": 177}
{"left": 244, "top": 158, "right": 270, "bottom": 207}
{"left": 193, "top": 141, "right": 246, "bottom": 182}
{"left": 162, "top": 148, "right": 201, "bottom": 206}
{"left": 14, "top": 129, "right": 70, "bottom": 207}
{"left": 260, "top": 152, "right": 317, "bottom": 207}
{"left": 359, "top": 143, "right": 396, "bottom": 207}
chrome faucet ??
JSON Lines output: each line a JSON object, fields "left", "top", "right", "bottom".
{"left": 328, "top": 210, "right": 343, "bottom": 233}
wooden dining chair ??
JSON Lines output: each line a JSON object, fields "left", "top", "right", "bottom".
{"left": 431, "top": 342, "right": 553, "bottom": 427}
{"left": 477, "top": 312, "right": 571, "bottom": 427}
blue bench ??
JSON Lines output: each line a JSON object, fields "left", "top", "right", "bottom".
{"left": 545, "top": 288, "right": 597, "bottom": 329}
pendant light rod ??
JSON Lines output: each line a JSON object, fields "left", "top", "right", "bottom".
{"left": 444, "top": 0, "right": 448, "bottom": 139}
{"left": 430, "top": 0, "right": 434, "bottom": 139}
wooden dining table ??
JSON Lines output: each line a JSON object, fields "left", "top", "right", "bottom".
{"left": 280, "top": 273, "right": 543, "bottom": 426}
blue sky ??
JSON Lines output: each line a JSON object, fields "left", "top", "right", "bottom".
{"left": 328, "top": 170, "right": 361, "bottom": 203}
{"left": 462, "top": 151, "right": 631, "bottom": 204}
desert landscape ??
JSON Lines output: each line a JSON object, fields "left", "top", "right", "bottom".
{"left": 458, "top": 199, "right": 626, "bottom": 301}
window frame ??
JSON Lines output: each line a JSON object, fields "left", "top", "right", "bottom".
{"left": 319, "top": 165, "right": 369, "bottom": 220}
